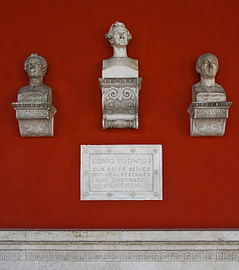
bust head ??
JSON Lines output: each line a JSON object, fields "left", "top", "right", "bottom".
{"left": 196, "top": 53, "right": 219, "bottom": 80}
{"left": 24, "top": 53, "right": 48, "bottom": 79}
{"left": 105, "top": 21, "right": 132, "bottom": 47}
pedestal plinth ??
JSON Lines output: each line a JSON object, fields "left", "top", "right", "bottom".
{"left": 99, "top": 77, "right": 141, "bottom": 129}
{"left": 188, "top": 101, "right": 232, "bottom": 136}
{"left": 12, "top": 102, "right": 57, "bottom": 137}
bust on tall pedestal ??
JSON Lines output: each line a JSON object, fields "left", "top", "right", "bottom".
{"left": 99, "top": 22, "right": 141, "bottom": 129}
{"left": 188, "top": 53, "right": 231, "bottom": 136}
{"left": 12, "top": 53, "right": 57, "bottom": 137}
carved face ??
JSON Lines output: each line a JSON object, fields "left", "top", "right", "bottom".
{"left": 26, "top": 58, "right": 44, "bottom": 79}
{"left": 112, "top": 28, "right": 129, "bottom": 47}
{"left": 199, "top": 55, "right": 218, "bottom": 79}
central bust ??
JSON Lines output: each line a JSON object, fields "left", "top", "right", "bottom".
{"left": 102, "top": 21, "right": 138, "bottom": 78}
{"left": 99, "top": 22, "right": 141, "bottom": 129}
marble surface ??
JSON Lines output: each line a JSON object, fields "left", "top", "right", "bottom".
{"left": 102, "top": 21, "right": 138, "bottom": 78}
{"left": 80, "top": 145, "right": 162, "bottom": 200}
{"left": 0, "top": 230, "right": 239, "bottom": 269}
{"left": 188, "top": 53, "right": 231, "bottom": 136}
{"left": 99, "top": 22, "right": 141, "bottom": 129}
{"left": 12, "top": 53, "right": 56, "bottom": 137}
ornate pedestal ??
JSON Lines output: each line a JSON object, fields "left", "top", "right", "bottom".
{"left": 188, "top": 101, "right": 232, "bottom": 136}
{"left": 99, "top": 78, "right": 141, "bottom": 129}
{"left": 12, "top": 102, "right": 57, "bottom": 137}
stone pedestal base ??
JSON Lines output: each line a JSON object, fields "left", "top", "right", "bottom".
{"left": 188, "top": 102, "right": 232, "bottom": 136}
{"left": 12, "top": 102, "right": 57, "bottom": 137}
{"left": 99, "top": 78, "right": 141, "bottom": 129}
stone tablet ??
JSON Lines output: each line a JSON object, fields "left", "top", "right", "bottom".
{"left": 81, "top": 145, "right": 162, "bottom": 200}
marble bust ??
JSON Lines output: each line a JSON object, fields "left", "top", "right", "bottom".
{"left": 102, "top": 21, "right": 138, "bottom": 78}
{"left": 12, "top": 53, "right": 56, "bottom": 137}
{"left": 99, "top": 22, "right": 141, "bottom": 129}
{"left": 192, "top": 53, "right": 226, "bottom": 102}
{"left": 188, "top": 53, "right": 231, "bottom": 136}
{"left": 18, "top": 53, "right": 52, "bottom": 103}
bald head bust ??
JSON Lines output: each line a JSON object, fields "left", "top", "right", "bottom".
{"left": 192, "top": 53, "right": 226, "bottom": 102}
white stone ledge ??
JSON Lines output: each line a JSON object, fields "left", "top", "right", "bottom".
{"left": 0, "top": 229, "right": 239, "bottom": 242}
{"left": 0, "top": 230, "right": 239, "bottom": 270}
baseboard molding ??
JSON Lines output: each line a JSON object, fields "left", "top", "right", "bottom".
{"left": 0, "top": 230, "right": 239, "bottom": 269}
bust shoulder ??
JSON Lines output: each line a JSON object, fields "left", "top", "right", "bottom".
{"left": 103, "top": 57, "right": 138, "bottom": 70}
{"left": 18, "top": 85, "right": 30, "bottom": 94}
{"left": 18, "top": 84, "right": 51, "bottom": 93}
{"left": 193, "top": 82, "right": 225, "bottom": 93}
{"left": 192, "top": 82, "right": 226, "bottom": 102}
{"left": 102, "top": 57, "right": 138, "bottom": 78}
{"left": 18, "top": 84, "right": 52, "bottom": 103}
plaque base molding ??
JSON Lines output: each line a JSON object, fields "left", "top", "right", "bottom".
{"left": 0, "top": 230, "right": 239, "bottom": 270}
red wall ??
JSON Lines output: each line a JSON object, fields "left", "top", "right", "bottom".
{"left": 0, "top": 0, "right": 239, "bottom": 228}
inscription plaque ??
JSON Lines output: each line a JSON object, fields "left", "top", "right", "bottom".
{"left": 81, "top": 145, "right": 162, "bottom": 200}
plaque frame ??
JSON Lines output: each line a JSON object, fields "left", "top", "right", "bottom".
{"left": 80, "top": 145, "right": 163, "bottom": 200}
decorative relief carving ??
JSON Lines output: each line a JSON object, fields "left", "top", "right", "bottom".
{"left": 1, "top": 250, "right": 239, "bottom": 262}
{"left": 187, "top": 53, "right": 231, "bottom": 136}
{"left": 12, "top": 53, "right": 57, "bottom": 137}
{"left": 99, "top": 22, "right": 141, "bottom": 129}
{"left": 0, "top": 230, "right": 239, "bottom": 269}
{"left": 0, "top": 251, "right": 23, "bottom": 261}
{"left": 103, "top": 87, "right": 137, "bottom": 115}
